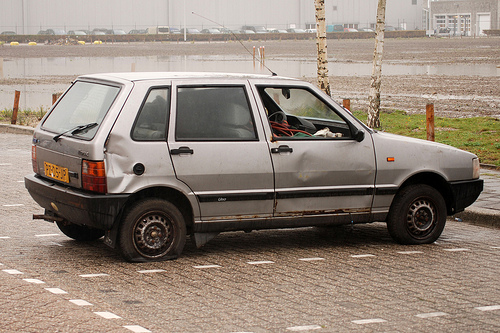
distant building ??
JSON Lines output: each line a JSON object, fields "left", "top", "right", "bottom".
{"left": 0, "top": 0, "right": 431, "bottom": 35}
{"left": 427, "top": 0, "right": 499, "bottom": 36}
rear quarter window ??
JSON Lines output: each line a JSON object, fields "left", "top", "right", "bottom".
{"left": 42, "top": 81, "right": 120, "bottom": 140}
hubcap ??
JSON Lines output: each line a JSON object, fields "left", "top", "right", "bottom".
{"left": 133, "top": 213, "right": 173, "bottom": 258}
{"left": 406, "top": 199, "right": 436, "bottom": 237}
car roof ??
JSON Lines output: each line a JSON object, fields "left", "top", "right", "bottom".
{"left": 77, "top": 72, "right": 296, "bottom": 83}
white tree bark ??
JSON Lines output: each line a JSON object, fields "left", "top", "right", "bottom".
{"left": 315, "top": 0, "right": 330, "bottom": 96}
{"left": 367, "top": 0, "right": 387, "bottom": 128}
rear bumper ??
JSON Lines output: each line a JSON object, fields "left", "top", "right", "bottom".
{"left": 449, "top": 178, "right": 483, "bottom": 214}
{"left": 25, "top": 174, "right": 129, "bottom": 230}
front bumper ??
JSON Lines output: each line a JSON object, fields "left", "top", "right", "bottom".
{"left": 25, "top": 174, "right": 129, "bottom": 230}
{"left": 449, "top": 178, "right": 484, "bottom": 214}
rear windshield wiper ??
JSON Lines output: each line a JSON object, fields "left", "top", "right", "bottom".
{"left": 53, "top": 122, "right": 98, "bottom": 142}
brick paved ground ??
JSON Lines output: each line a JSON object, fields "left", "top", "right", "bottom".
{"left": 1, "top": 132, "right": 499, "bottom": 332}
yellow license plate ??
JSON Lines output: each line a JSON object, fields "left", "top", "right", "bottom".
{"left": 44, "top": 162, "right": 69, "bottom": 183}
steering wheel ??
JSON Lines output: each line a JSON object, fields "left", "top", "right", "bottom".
{"left": 268, "top": 110, "right": 287, "bottom": 123}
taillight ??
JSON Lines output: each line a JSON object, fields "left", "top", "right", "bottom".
{"left": 31, "top": 145, "right": 38, "bottom": 173}
{"left": 82, "top": 160, "right": 107, "bottom": 193}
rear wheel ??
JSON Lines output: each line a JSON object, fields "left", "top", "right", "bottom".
{"left": 387, "top": 184, "right": 447, "bottom": 244}
{"left": 118, "top": 199, "right": 186, "bottom": 262}
{"left": 56, "top": 221, "right": 105, "bottom": 241}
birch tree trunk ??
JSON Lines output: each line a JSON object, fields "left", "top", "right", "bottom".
{"left": 315, "top": 0, "right": 330, "bottom": 96}
{"left": 367, "top": 0, "right": 387, "bottom": 128}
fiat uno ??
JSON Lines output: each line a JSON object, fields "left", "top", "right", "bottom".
{"left": 25, "top": 72, "right": 483, "bottom": 262}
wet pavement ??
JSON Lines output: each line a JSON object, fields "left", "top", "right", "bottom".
{"left": 0, "top": 129, "right": 499, "bottom": 332}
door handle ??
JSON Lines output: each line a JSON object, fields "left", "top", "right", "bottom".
{"left": 170, "top": 146, "right": 194, "bottom": 155}
{"left": 271, "top": 145, "right": 293, "bottom": 154}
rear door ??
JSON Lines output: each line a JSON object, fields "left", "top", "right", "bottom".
{"left": 167, "top": 80, "right": 274, "bottom": 221}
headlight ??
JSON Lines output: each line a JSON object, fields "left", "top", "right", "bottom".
{"left": 472, "top": 157, "right": 480, "bottom": 179}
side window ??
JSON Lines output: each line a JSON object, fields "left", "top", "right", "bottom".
{"left": 132, "top": 88, "right": 170, "bottom": 141}
{"left": 258, "top": 86, "right": 351, "bottom": 139}
{"left": 175, "top": 86, "right": 257, "bottom": 141}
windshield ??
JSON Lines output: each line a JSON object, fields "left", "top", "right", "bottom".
{"left": 42, "top": 81, "right": 120, "bottom": 140}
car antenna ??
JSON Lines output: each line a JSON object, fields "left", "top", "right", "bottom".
{"left": 192, "top": 11, "right": 277, "bottom": 76}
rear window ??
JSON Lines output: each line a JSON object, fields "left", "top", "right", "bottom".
{"left": 42, "top": 81, "right": 120, "bottom": 140}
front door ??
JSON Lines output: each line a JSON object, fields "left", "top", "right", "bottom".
{"left": 254, "top": 85, "right": 376, "bottom": 220}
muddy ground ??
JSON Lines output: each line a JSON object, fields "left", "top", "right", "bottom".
{"left": 1, "top": 37, "right": 499, "bottom": 119}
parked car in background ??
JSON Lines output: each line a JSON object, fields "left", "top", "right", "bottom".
{"left": 68, "top": 30, "right": 87, "bottom": 36}
{"left": 344, "top": 28, "right": 358, "bottom": 32}
{"left": 147, "top": 26, "right": 170, "bottom": 34}
{"left": 358, "top": 27, "right": 374, "bottom": 32}
{"left": 287, "top": 28, "right": 307, "bottom": 33}
{"left": 201, "top": 28, "right": 221, "bottom": 34}
{"left": 25, "top": 72, "right": 483, "bottom": 262}
{"left": 128, "top": 29, "right": 147, "bottom": 34}
{"left": 242, "top": 25, "right": 267, "bottom": 33}
{"left": 109, "top": 29, "right": 126, "bottom": 35}
{"left": 1, "top": 31, "right": 16, "bottom": 35}
{"left": 180, "top": 28, "right": 201, "bottom": 34}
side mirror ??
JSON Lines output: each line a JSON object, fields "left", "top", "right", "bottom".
{"left": 352, "top": 128, "right": 365, "bottom": 142}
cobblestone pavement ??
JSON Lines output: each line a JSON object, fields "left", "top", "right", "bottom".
{"left": 1, "top": 132, "right": 499, "bottom": 332}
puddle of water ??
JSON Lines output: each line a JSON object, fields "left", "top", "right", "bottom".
{"left": 0, "top": 55, "right": 498, "bottom": 109}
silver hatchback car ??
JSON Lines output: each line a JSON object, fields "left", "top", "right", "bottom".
{"left": 25, "top": 72, "right": 483, "bottom": 262}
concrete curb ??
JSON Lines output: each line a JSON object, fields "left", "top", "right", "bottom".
{"left": 0, "top": 123, "right": 34, "bottom": 135}
{"left": 454, "top": 207, "right": 500, "bottom": 229}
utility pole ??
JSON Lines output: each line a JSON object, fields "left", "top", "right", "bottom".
{"left": 367, "top": 0, "right": 386, "bottom": 129}
{"left": 315, "top": 0, "right": 331, "bottom": 96}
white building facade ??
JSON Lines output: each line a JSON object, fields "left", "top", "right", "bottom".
{"left": 428, "top": 0, "right": 499, "bottom": 36}
{"left": 1, "top": 0, "right": 426, "bottom": 35}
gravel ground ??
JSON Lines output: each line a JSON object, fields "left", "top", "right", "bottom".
{"left": 1, "top": 37, "right": 499, "bottom": 118}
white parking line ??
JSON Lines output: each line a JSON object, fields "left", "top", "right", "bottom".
{"left": 137, "top": 269, "right": 166, "bottom": 274}
{"left": 443, "top": 248, "right": 470, "bottom": 252}
{"left": 79, "top": 273, "right": 109, "bottom": 278}
{"left": 23, "top": 278, "right": 45, "bottom": 284}
{"left": 94, "top": 311, "right": 122, "bottom": 319}
{"left": 123, "top": 325, "right": 152, "bottom": 333}
{"left": 45, "top": 288, "right": 67, "bottom": 294}
{"left": 352, "top": 318, "right": 387, "bottom": 324}
{"left": 286, "top": 324, "right": 322, "bottom": 331}
{"left": 416, "top": 312, "right": 448, "bottom": 318}
{"left": 193, "top": 265, "right": 222, "bottom": 269}
{"left": 397, "top": 251, "right": 424, "bottom": 255}
{"left": 69, "top": 299, "right": 93, "bottom": 306}
{"left": 247, "top": 261, "right": 274, "bottom": 265}
{"left": 475, "top": 305, "right": 500, "bottom": 311}
{"left": 351, "top": 254, "right": 375, "bottom": 258}
{"left": 2, "top": 269, "right": 23, "bottom": 275}
{"left": 0, "top": 236, "right": 11, "bottom": 239}
{"left": 2, "top": 204, "right": 24, "bottom": 207}
{"left": 299, "top": 257, "right": 325, "bottom": 261}
{"left": 0, "top": 163, "right": 12, "bottom": 166}
{"left": 35, "top": 233, "right": 61, "bottom": 237}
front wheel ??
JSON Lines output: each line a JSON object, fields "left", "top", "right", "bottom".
{"left": 118, "top": 199, "right": 186, "bottom": 262}
{"left": 387, "top": 184, "right": 447, "bottom": 245}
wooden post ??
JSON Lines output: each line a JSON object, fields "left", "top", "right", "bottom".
{"left": 11, "top": 90, "right": 20, "bottom": 124}
{"left": 426, "top": 103, "right": 435, "bottom": 141}
{"left": 343, "top": 99, "right": 351, "bottom": 111}
{"left": 52, "top": 93, "right": 62, "bottom": 105}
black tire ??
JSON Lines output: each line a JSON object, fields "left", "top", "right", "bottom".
{"left": 56, "top": 221, "right": 105, "bottom": 241}
{"left": 387, "top": 184, "right": 447, "bottom": 245}
{"left": 118, "top": 199, "right": 186, "bottom": 262}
